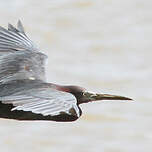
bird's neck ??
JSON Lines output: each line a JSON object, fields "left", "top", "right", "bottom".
{"left": 48, "top": 83, "right": 70, "bottom": 92}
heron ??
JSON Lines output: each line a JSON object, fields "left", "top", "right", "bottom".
{"left": 0, "top": 21, "right": 132, "bottom": 122}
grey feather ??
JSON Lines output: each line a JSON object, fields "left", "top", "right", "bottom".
{"left": 0, "top": 21, "right": 38, "bottom": 54}
{"left": 17, "top": 20, "right": 25, "bottom": 34}
{"left": 0, "top": 83, "right": 80, "bottom": 117}
{"left": 0, "top": 21, "right": 48, "bottom": 83}
{"left": 8, "top": 23, "right": 19, "bottom": 33}
{"left": 0, "top": 51, "right": 47, "bottom": 83}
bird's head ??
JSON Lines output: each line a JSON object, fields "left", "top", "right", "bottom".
{"left": 59, "top": 85, "right": 132, "bottom": 105}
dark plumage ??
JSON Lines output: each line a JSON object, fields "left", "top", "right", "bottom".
{"left": 0, "top": 21, "right": 132, "bottom": 122}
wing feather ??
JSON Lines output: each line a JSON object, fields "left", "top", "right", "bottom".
{"left": 0, "top": 21, "right": 47, "bottom": 83}
{"left": 1, "top": 87, "right": 80, "bottom": 117}
{"left": 17, "top": 20, "right": 26, "bottom": 34}
{"left": 0, "top": 21, "right": 37, "bottom": 52}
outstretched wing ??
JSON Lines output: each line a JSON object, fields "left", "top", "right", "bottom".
{"left": 0, "top": 21, "right": 47, "bottom": 83}
{"left": 0, "top": 20, "right": 37, "bottom": 54}
{"left": 0, "top": 87, "right": 80, "bottom": 118}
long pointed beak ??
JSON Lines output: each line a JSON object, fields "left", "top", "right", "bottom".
{"left": 82, "top": 91, "right": 133, "bottom": 103}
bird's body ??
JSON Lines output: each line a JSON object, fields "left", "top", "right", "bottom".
{"left": 0, "top": 21, "right": 132, "bottom": 122}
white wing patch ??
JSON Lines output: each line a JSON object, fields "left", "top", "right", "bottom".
{"left": 1, "top": 88, "right": 80, "bottom": 117}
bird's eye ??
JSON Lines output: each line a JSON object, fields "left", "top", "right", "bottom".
{"left": 82, "top": 92, "right": 89, "bottom": 97}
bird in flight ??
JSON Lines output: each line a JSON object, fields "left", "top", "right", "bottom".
{"left": 0, "top": 21, "right": 132, "bottom": 122}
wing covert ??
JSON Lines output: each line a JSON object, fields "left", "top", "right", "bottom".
{"left": 0, "top": 51, "right": 47, "bottom": 83}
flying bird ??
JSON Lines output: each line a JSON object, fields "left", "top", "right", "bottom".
{"left": 0, "top": 21, "right": 132, "bottom": 122}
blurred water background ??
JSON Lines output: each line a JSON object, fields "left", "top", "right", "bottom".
{"left": 0, "top": 0, "right": 151, "bottom": 152}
